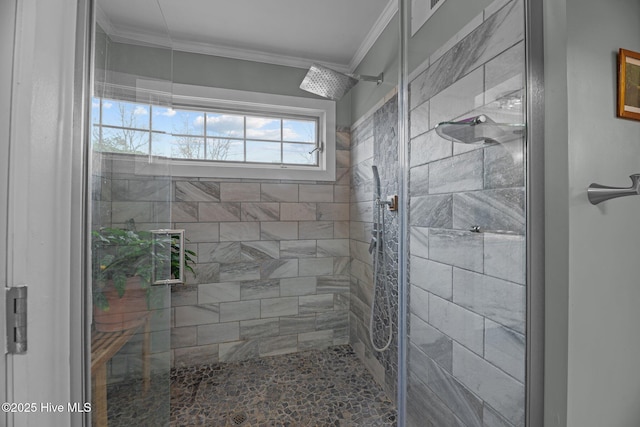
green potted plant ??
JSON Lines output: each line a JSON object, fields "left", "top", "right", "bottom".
{"left": 92, "top": 227, "right": 196, "bottom": 332}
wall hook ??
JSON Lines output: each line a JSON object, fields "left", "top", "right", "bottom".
{"left": 587, "top": 174, "right": 640, "bottom": 205}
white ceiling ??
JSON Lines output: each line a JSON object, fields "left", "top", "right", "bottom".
{"left": 96, "top": 0, "right": 396, "bottom": 73}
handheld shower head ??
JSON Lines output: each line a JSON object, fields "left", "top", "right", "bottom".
{"left": 372, "top": 165, "right": 381, "bottom": 199}
{"left": 299, "top": 63, "right": 383, "bottom": 100}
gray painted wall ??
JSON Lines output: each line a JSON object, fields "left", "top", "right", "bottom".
{"left": 544, "top": 0, "right": 640, "bottom": 425}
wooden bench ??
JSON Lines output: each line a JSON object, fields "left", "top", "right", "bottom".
{"left": 91, "top": 316, "right": 150, "bottom": 427}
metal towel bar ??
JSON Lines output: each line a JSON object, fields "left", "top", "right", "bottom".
{"left": 587, "top": 174, "right": 640, "bottom": 205}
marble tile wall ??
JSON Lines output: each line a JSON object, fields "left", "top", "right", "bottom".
{"left": 95, "top": 126, "right": 352, "bottom": 377}
{"left": 349, "top": 92, "right": 399, "bottom": 402}
{"left": 407, "top": 0, "right": 526, "bottom": 426}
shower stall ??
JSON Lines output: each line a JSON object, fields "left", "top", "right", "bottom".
{"left": 85, "top": 0, "right": 543, "bottom": 425}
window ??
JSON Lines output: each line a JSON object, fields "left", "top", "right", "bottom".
{"left": 91, "top": 84, "right": 336, "bottom": 181}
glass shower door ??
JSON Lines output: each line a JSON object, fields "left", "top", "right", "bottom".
{"left": 89, "top": 3, "right": 175, "bottom": 424}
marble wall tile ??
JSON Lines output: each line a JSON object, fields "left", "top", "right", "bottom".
{"left": 219, "top": 339, "right": 260, "bottom": 362}
{"left": 317, "top": 203, "right": 350, "bottom": 221}
{"left": 241, "top": 241, "right": 279, "bottom": 261}
{"left": 429, "top": 229, "right": 484, "bottom": 273}
{"left": 334, "top": 293, "right": 349, "bottom": 311}
{"left": 430, "top": 68, "right": 485, "bottom": 129}
{"left": 409, "top": 0, "right": 524, "bottom": 108}
{"left": 453, "top": 343, "right": 525, "bottom": 426}
{"left": 261, "top": 259, "right": 299, "bottom": 279}
{"left": 198, "top": 282, "right": 240, "bottom": 304}
{"left": 425, "top": 351, "right": 484, "bottom": 427}
{"left": 409, "top": 314, "right": 454, "bottom": 373}
{"left": 410, "top": 163, "right": 429, "bottom": 197}
{"left": 336, "top": 167, "right": 350, "bottom": 186}
{"left": 299, "top": 184, "right": 334, "bottom": 202}
{"left": 317, "top": 239, "right": 349, "bottom": 257}
{"left": 260, "top": 221, "right": 298, "bottom": 240}
{"left": 485, "top": 318, "right": 525, "bottom": 382}
{"left": 171, "top": 326, "right": 197, "bottom": 349}
{"left": 220, "top": 183, "right": 260, "bottom": 201}
{"left": 194, "top": 262, "right": 220, "bottom": 284}
{"left": 279, "top": 315, "right": 316, "bottom": 335}
{"left": 174, "top": 304, "right": 220, "bottom": 327}
{"left": 261, "top": 297, "right": 299, "bottom": 318}
{"left": 484, "top": 41, "right": 524, "bottom": 105}
{"left": 280, "top": 240, "right": 317, "bottom": 258}
{"left": 484, "top": 233, "right": 525, "bottom": 284}
{"left": 409, "top": 226, "right": 429, "bottom": 259}
{"left": 316, "top": 310, "right": 349, "bottom": 330}
{"left": 219, "top": 222, "right": 260, "bottom": 241}
{"left": 350, "top": 258, "right": 373, "bottom": 285}
{"left": 298, "top": 330, "right": 333, "bottom": 351}
{"left": 410, "top": 256, "right": 453, "bottom": 300}
{"left": 240, "top": 318, "right": 279, "bottom": 339}
{"left": 336, "top": 130, "right": 351, "bottom": 150}
{"left": 483, "top": 404, "right": 515, "bottom": 427}
{"left": 349, "top": 221, "right": 372, "bottom": 243}
{"left": 351, "top": 115, "right": 373, "bottom": 146}
{"left": 334, "top": 186, "right": 350, "bottom": 203}
{"left": 240, "top": 203, "right": 280, "bottom": 221}
{"left": 453, "top": 268, "right": 525, "bottom": 333}
{"left": 175, "top": 181, "right": 220, "bottom": 202}
{"left": 409, "top": 101, "right": 429, "bottom": 139}
{"left": 484, "top": 142, "right": 524, "bottom": 190}
{"left": 177, "top": 222, "right": 219, "bottom": 243}
{"left": 407, "top": 376, "right": 465, "bottom": 427}
{"left": 219, "top": 262, "right": 261, "bottom": 282}
{"left": 219, "top": 300, "right": 261, "bottom": 322}
{"left": 350, "top": 201, "right": 373, "bottom": 223}
{"left": 408, "top": 343, "right": 430, "bottom": 385}
{"left": 299, "top": 294, "right": 334, "bottom": 314}
{"left": 259, "top": 335, "right": 298, "bottom": 357}
{"left": 129, "top": 179, "right": 173, "bottom": 202}
{"left": 333, "top": 257, "right": 350, "bottom": 275}
{"left": 429, "top": 295, "right": 485, "bottom": 356}
{"left": 484, "top": 0, "right": 514, "bottom": 18}
{"left": 351, "top": 158, "right": 374, "bottom": 189}
{"left": 316, "top": 276, "right": 349, "bottom": 294}
{"left": 299, "top": 257, "right": 334, "bottom": 276}
{"left": 429, "top": 150, "right": 484, "bottom": 195}
{"left": 280, "top": 277, "right": 317, "bottom": 296}
{"left": 240, "top": 279, "right": 280, "bottom": 300}
{"left": 280, "top": 203, "right": 316, "bottom": 221}
{"left": 428, "top": 12, "right": 484, "bottom": 66}
{"left": 111, "top": 201, "right": 153, "bottom": 223}
{"left": 174, "top": 343, "right": 219, "bottom": 368}
{"left": 298, "top": 221, "right": 334, "bottom": 239}
{"left": 171, "top": 285, "right": 198, "bottom": 307}
{"left": 352, "top": 136, "right": 374, "bottom": 164}
{"left": 410, "top": 285, "right": 429, "bottom": 320}
{"left": 410, "top": 130, "right": 452, "bottom": 168}
{"left": 260, "top": 183, "right": 298, "bottom": 202}
{"left": 409, "top": 194, "right": 453, "bottom": 228}
{"left": 198, "top": 202, "right": 241, "bottom": 222}
{"left": 198, "top": 242, "right": 243, "bottom": 264}
{"left": 197, "top": 322, "right": 239, "bottom": 345}
{"left": 452, "top": 188, "right": 525, "bottom": 234}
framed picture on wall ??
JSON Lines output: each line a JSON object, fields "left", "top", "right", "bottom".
{"left": 618, "top": 48, "right": 640, "bottom": 121}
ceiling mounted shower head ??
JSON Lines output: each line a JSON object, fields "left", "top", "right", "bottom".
{"left": 299, "top": 63, "right": 383, "bottom": 101}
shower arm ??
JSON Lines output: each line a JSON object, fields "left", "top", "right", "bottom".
{"left": 349, "top": 72, "right": 384, "bottom": 85}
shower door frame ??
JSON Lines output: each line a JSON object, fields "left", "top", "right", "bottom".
{"left": 395, "top": 0, "right": 546, "bottom": 425}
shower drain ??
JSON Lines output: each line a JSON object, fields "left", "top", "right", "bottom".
{"left": 231, "top": 412, "right": 247, "bottom": 425}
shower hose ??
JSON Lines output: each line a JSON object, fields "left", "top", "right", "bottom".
{"left": 369, "top": 197, "right": 393, "bottom": 352}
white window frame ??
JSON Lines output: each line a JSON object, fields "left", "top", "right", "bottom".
{"left": 133, "top": 83, "right": 336, "bottom": 181}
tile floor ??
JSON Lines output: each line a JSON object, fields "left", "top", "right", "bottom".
{"left": 106, "top": 345, "right": 397, "bottom": 426}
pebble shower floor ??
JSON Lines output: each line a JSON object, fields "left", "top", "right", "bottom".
{"left": 105, "top": 345, "right": 397, "bottom": 426}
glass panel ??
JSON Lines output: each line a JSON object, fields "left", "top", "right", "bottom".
{"left": 91, "top": 98, "right": 101, "bottom": 125}
{"left": 151, "top": 131, "right": 173, "bottom": 157}
{"left": 206, "top": 138, "right": 245, "bottom": 161}
{"left": 206, "top": 112, "right": 244, "bottom": 138}
{"left": 282, "top": 143, "right": 315, "bottom": 165}
{"left": 246, "top": 116, "right": 281, "bottom": 141}
{"left": 283, "top": 119, "right": 316, "bottom": 143}
{"left": 172, "top": 109, "right": 205, "bottom": 136}
{"left": 152, "top": 106, "right": 177, "bottom": 134}
{"left": 96, "top": 127, "right": 150, "bottom": 154}
{"left": 171, "top": 135, "right": 206, "bottom": 159}
{"left": 101, "top": 99, "right": 150, "bottom": 130}
{"left": 246, "top": 140, "right": 281, "bottom": 163}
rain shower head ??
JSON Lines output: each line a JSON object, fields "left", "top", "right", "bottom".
{"left": 299, "top": 63, "right": 383, "bottom": 101}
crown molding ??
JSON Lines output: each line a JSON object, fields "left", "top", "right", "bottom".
{"left": 348, "top": 0, "right": 398, "bottom": 72}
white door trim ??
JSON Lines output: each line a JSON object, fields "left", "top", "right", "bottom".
{"left": 5, "top": 0, "right": 85, "bottom": 425}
